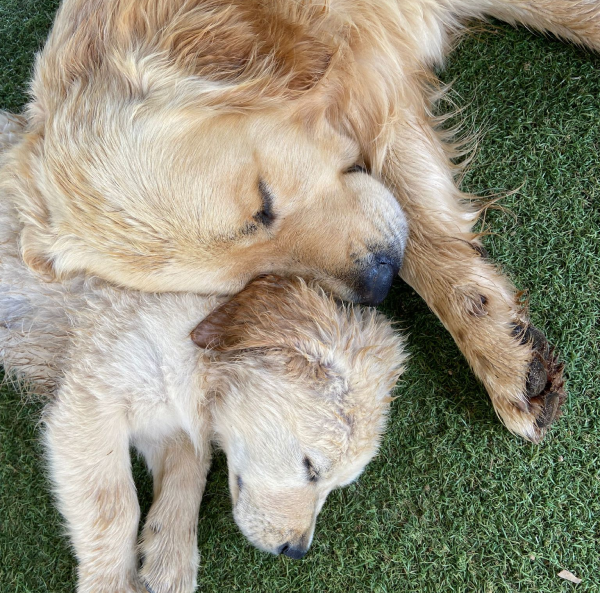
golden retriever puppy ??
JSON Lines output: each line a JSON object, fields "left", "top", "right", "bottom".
{"left": 0, "top": 141, "right": 406, "bottom": 591}
{"left": 0, "top": 0, "right": 579, "bottom": 442}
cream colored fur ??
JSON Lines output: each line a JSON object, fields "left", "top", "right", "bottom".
{"left": 0, "top": 117, "right": 406, "bottom": 591}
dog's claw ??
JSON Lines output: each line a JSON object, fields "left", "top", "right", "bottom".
{"left": 523, "top": 325, "right": 550, "bottom": 356}
{"left": 533, "top": 391, "right": 561, "bottom": 429}
{"left": 526, "top": 356, "right": 548, "bottom": 398}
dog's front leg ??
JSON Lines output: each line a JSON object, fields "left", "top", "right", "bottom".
{"left": 45, "top": 381, "right": 143, "bottom": 592}
{"left": 137, "top": 431, "right": 211, "bottom": 593}
{"left": 382, "top": 109, "right": 565, "bottom": 442}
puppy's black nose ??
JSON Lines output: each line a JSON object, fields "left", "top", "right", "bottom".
{"left": 357, "top": 253, "right": 401, "bottom": 305}
{"left": 278, "top": 543, "right": 307, "bottom": 560}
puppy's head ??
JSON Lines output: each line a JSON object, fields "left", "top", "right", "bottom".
{"left": 12, "top": 1, "right": 408, "bottom": 305}
{"left": 192, "top": 275, "right": 407, "bottom": 558}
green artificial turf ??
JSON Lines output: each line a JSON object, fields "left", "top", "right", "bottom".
{"left": 0, "top": 4, "right": 599, "bottom": 592}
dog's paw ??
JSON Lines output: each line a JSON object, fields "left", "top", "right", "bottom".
{"left": 500, "top": 323, "right": 566, "bottom": 443}
{"left": 138, "top": 520, "right": 198, "bottom": 593}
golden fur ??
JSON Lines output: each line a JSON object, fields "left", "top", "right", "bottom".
{"left": 0, "top": 143, "right": 406, "bottom": 589}
{"left": 2, "top": 2, "right": 593, "bottom": 446}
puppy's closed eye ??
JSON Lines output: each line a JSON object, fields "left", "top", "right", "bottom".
{"left": 303, "top": 456, "right": 319, "bottom": 483}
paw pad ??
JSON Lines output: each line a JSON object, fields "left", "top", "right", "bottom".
{"left": 512, "top": 323, "right": 566, "bottom": 439}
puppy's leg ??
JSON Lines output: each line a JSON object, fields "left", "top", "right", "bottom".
{"left": 138, "top": 432, "right": 211, "bottom": 593}
{"left": 452, "top": 0, "right": 600, "bottom": 51}
{"left": 383, "top": 110, "right": 565, "bottom": 442}
{"left": 45, "top": 382, "right": 143, "bottom": 593}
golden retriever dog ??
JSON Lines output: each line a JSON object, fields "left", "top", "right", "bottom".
{"left": 1, "top": 2, "right": 584, "bottom": 437}
{"left": 0, "top": 161, "right": 406, "bottom": 592}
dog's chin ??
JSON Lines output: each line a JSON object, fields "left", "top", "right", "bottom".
{"left": 316, "top": 274, "right": 398, "bottom": 306}
{"left": 305, "top": 251, "right": 402, "bottom": 306}
{"left": 224, "top": 264, "right": 398, "bottom": 306}
{"left": 285, "top": 277, "right": 366, "bottom": 306}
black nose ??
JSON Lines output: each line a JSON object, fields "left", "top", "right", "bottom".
{"left": 278, "top": 542, "right": 308, "bottom": 560}
{"left": 356, "top": 253, "right": 401, "bottom": 305}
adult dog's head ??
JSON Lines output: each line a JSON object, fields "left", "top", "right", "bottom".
{"left": 5, "top": 0, "right": 408, "bottom": 304}
{"left": 192, "top": 275, "right": 407, "bottom": 557}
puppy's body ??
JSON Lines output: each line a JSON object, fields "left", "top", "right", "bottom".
{"left": 0, "top": 120, "right": 406, "bottom": 591}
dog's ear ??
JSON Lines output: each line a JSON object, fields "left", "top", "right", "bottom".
{"left": 158, "top": 3, "right": 334, "bottom": 96}
{"left": 191, "top": 275, "right": 292, "bottom": 351}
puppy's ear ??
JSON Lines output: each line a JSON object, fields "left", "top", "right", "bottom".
{"left": 190, "top": 298, "right": 240, "bottom": 351}
{"left": 191, "top": 275, "right": 290, "bottom": 351}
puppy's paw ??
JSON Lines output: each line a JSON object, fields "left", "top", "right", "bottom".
{"left": 77, "top": 573, "right": 147, "bottom": 593}
{"left": 499, "top": 323, "right": 566, "bottom": 443}
{"left": 139, "top": 519, "right": 198, "bottom": 593}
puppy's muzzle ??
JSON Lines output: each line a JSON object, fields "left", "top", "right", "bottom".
{"left": 355, "top": 251, "right": 402, "bottom": 305}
